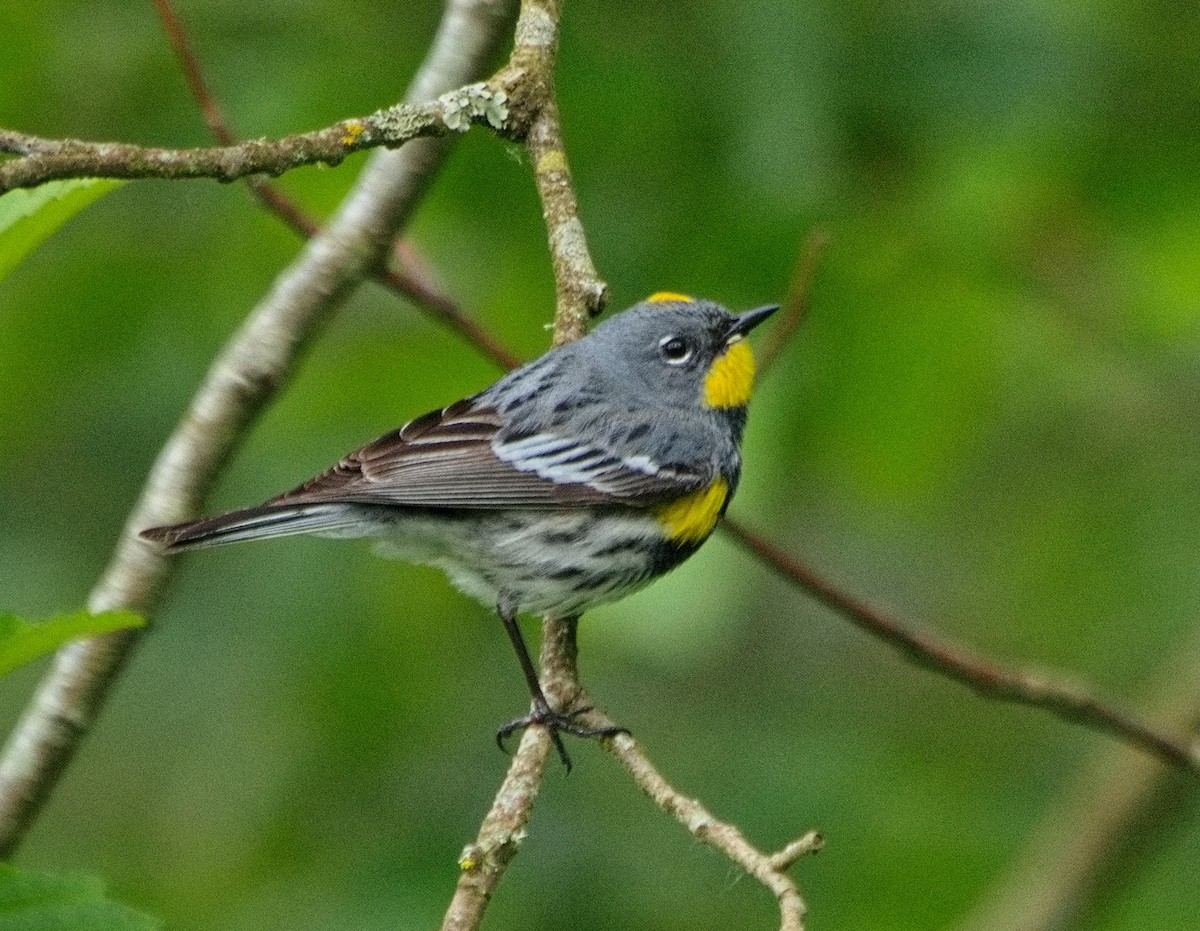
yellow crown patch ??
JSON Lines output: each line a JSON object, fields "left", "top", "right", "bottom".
{"left": 647, "top": 292, "right": 694, "bottom": 304}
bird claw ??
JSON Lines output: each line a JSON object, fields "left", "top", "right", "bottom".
{"left": 495, "top": 703, "right": 630, "bottom": 772}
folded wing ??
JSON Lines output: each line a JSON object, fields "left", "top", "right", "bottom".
{"left": 273, "top": 398, "right": 704, "bottom": 510}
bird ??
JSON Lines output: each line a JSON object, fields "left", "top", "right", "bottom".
{"left": 142, "top": 293, "right": 778, "bottom": 768}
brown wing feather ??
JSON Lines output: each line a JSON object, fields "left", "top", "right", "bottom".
{"left": 271, "top": 398, "right": 695, "bottom": 510}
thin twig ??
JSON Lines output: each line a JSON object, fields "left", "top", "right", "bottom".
{"left": 0, "top": 0, "right": 520, "bottom": 857}
{"left": 447, "top": 615, "right": 824, "bottom": 931}
{"left": 586, "top": 707, "right": 822, "bottom": 931}
{"left": 525, "top": 97, "right": 606, "bottom": 342}
{"left": 150, "top": 0, "right": 522, "bottom": 370}
{"left": 150, "top": 0, "right": 234, "bottom": 145}
{"left": 722, "top": 517, "right": 1200, "bottom": 777}
{"left": 756, "top": 228, "right": 828, "bottom": 376}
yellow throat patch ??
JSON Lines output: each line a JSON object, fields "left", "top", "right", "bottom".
{"left": 704, "top": 341, "right": 756, "bottom": 408}
{"left": 656, "top": 479, "right": 729, "bottom": 544}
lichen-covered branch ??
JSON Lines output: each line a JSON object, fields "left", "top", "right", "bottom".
{"left": 0, "top": 0, "right": 520, "bottom": 857}
{"left": 0, "top": 83, "right": 511, "bottom": 194}
{"left": 496, "top": 0, "right": 607, "bottom": 339}
{"left": 441, "top": 726, "right": 553, "bottom": 931}
{"left": 439, "top": 622, "right": 567, "bottom": 931}
{"left": 445, "top": 617, "right": 822, "bottom": 931}
{"left": 439, "top": 3, "right": 606, "bottom": 925}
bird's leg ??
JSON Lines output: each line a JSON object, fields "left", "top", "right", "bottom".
{"left": 494, "top": 599, "right": 628, "bottom": 772}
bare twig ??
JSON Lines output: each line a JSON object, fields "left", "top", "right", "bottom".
{"left": 446, "top": 616, "right": 822, "bottom": 931}
{"left": 722, "top": 517, "right": 1200, "bottom": 777}
{"left": 150, "top": 0, "right": 522, "bottom": 370}
{"left": 150, "top": 0, "right": 234, "bottom": 146}
{"left": 0, "top": 0, "right": 520, "bottom": 857}
{"left": 756, "top": 228, "right": 828, "bottom": 376}
{"left": 591, "top": 709, "right": 822, "bottom": 931}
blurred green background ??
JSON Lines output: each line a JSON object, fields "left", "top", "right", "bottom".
{"left": 3, "top": 1, "right": 1200, "bottom": 928}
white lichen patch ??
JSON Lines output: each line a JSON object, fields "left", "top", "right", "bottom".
{"left": 516, "top": 6, "right": 555, "bottom": 47}
{"left": 440, "top": 83, "right": 509, "bottom": 132}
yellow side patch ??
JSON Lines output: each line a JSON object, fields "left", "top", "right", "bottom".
{"left": 656, "top": 479, "right": 729, "bottom": 544}
{"left": 703, "top": 341, "right": 755, "bottom": 408}
{"left": 339, "top": 120, "right": 365, "bottom": 147}
{"left": 647, "top": 291, "right": 694, "bottom": 303}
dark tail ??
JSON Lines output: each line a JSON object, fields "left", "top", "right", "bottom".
{"left": 140, "top": 502, "right": 363, "bottom": 551}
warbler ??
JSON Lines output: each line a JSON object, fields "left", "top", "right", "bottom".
{"left": 142, "top": 293, "right": 777, "bottom": 767}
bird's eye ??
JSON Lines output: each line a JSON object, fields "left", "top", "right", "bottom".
{"left": 658, "top": 335, "right": 693, "bottom": 365}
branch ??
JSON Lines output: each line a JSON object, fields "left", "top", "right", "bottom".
{"left": 495, "top": 0, "right": 607, "bottom": 340}
{"left": 595, "top": 711, "right": 822, "bottom": 931}
{"left": 440, "top": 3, "right": 594, "bottom": 925}
{"left": 0, "top": 84, "right": 516, "bottom": 194}
{"left": 0, "top": 0, "right": 521, "bottom": 857}
{"left": 440, "top": 620, "right": 566, "bottom": 931}
{"left": 440, "top": 728, "right": 552, "bottom": 931}
{"left": 440, "top": 5, "right": 820, "bottom": 930}
{"left": 445, "top": 617, "right": 822, "bottom": 931}
{"left": 151, "top": 0, "right": 236, "bottom": 146}
{"left": 722, "top": 517, "right": 1200, "bottom": 778}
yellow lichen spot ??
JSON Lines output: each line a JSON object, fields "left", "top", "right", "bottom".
{"left": 340, "top": 121, "right": 365, "bottom": 147}
{"left": 656, "top": 479, "right": 729, "bottom": 544}
{"left": 459, "top": 856, "right": 477, "bottom": 871}
{"left": 537, "top": 149, "right": 568, "bottom": 175}
{"left": 647, "top": 291, "right": 694, "bottom": 304}
{"left": 703, "top": 341, "right": 755, "bottom": 408}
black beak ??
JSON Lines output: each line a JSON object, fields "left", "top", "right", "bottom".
{"left": 728, "top": 304, "right": 780, "bottom": 339}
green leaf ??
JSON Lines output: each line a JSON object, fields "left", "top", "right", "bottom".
{"left": 0, "top": 863, "right": 159, "bottom": 931}
{"left": 0, "top": 610, "right": 145, "bottom": 678}
{"left": 0, "top": 178, "right": 124, "bottom": 284}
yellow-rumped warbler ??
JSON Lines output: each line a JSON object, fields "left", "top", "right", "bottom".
{"left": 143, "top": 293, "right": 777, "bottom": 766}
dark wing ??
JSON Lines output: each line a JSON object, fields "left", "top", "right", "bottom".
{"left": 271, "top": 398, "right": 705, "bottom": 510}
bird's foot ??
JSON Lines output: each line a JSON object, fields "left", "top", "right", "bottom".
{"left": 495, "top": 702, "right": 630, "bottom": 772}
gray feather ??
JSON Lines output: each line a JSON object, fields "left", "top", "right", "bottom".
{"left": 142, "top": 503, "right": 364, "bottom": 551}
